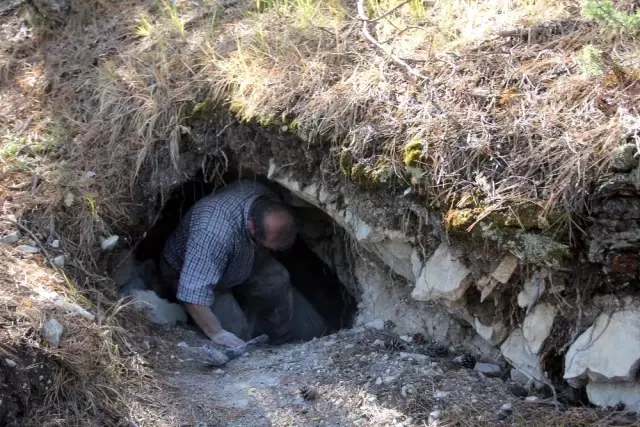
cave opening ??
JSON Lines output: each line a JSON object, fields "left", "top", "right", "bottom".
{"left": 134, "top": 169, "right": 359, "bottom": 342}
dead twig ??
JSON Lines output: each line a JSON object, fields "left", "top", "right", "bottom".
{"left": 356, "top": 0, "right": 429, "bottom": 82}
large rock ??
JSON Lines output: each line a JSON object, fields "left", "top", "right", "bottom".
{"left": 500, "top": 328, "right": 545, "bottom": 382}
{"left": 611, "top": 143, "right": 639, "bottom": 172}
{"left": 411, "top": 243, "right": 471, "bottom": 302}
{"left": 130, "top": 290, "right": 188, "bottom": 326}
{"left": 587, "top": 382, "right": 640, "bottom": 411}
{"left": 523, "top": 303, "right": 556, "bottom": 354}
{"left": 564, "top": 310, "right": 640, "bottom": 383}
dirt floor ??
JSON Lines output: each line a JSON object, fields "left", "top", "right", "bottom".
{"left": 141, "top": 322, "right": 640, "bottom": 427}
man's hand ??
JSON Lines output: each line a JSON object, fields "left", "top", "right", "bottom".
{"left": 211, "top": 329, "right": 245, "bottom": 348}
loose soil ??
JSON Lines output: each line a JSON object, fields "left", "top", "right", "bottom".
{"left": 143, "top": 323, "right": 637, "bottom": 427}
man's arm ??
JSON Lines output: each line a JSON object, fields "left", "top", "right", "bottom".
{"left": 184, "top": 303, "right": 245, "bottom": 348}
{"left": 177, "top": 230, "right": 245, "bottom": 348}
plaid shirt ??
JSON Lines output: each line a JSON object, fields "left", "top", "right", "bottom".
{"left": 162, "top": 180, "right": 273, "bottom": 306}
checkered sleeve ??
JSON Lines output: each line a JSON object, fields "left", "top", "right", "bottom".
{"left": 176, "top": 228, "right": 230, "bottom": 306}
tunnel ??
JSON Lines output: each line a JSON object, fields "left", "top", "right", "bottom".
{"left": 133, "top": 169, "right": 359, "bottom": 342}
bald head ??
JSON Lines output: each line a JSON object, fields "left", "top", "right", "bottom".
{"left": 249, "top": 196, "right": 297, "bottom": 251}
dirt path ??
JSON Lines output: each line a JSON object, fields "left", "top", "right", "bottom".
{"left": 146, "top": 325, "right": 570, "bottom": 427}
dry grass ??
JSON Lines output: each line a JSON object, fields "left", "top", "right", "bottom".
{"left": 1, "top": 1, "right": 640, "bottom": 423}
{"left": 0, "top": 241, "right": 181, "bottom": 426}
{"left": 5, "top": 0, "right": 635, "bottom": 265}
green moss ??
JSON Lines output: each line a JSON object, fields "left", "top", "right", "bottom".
{"left": 403, "top": 140, "right": 424, "bottom": 167}
{"left": 444, "top": 203, "right": 566, "bottom": 233}
{"left": 444, "top": 207, "right": 484, "bottom": 231}
{"left": 339, "top": 149, "right": 353, "bottom": 177}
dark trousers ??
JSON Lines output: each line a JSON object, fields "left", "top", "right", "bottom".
{"left": 159, "top": 248, "right": 294, "bottom": 343}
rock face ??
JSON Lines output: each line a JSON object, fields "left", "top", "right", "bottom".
{"left": 474, "top": 317, "right": 508, "bottom": 346}
{"left": 523, "top": 303, "right": 556, "bottom": 354}
{"left": 564, "top": 310, "right": 640, "bottom": 383}
{"left": 411, "top": 243, "right": 471, "bottom": 302}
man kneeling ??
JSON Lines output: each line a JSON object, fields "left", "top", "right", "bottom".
{"left": 160, "top": 180, "right": 297, "bottom": 348}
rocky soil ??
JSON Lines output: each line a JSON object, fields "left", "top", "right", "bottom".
{"left": 143, "top": 322, "right": 638, "bottom": 427}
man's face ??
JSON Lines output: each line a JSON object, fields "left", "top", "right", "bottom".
{"left": 249, "top": 212, "right": 295, "bottom": 251}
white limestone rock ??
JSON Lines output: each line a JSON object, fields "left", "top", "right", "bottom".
{"left": 42, "top": 319, "right": 64, "bottom": 348}
{"left": 491, "top": 255, "right": 518, "bottom": 284}
{"left": 564, "top": 310, "right": 640, "bottom": 383}
{"left": 523, "top": 303, "right": 557, "bottom": 355}
{"left": 0, "top": 231, "right": 21, "bottom": 245}
{"left": 587, "top": 382, "right": 640, "bottom": 411}
{"left": 130, "top": 290, "right": 187, "bottom": 326}
{"left": 474, "top": 317, "right": 508, "bottom": 346}
{"left": 517, "top": 270, "right": 548, "bottom": 310}
{"left": 411, "top": 243, "right": 471, "bottom": 302}
{"left": 501, "top": 328, "right": 545, "bottom": 382}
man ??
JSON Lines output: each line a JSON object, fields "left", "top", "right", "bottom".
{"left": 160, "top": 179, "right": 297, "bottom": 348}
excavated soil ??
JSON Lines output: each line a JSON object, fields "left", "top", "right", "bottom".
{"left": 140, "top": 323, "right": 632, "bottom": 427}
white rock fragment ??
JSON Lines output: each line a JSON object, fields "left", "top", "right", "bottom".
{"left": 64, "top": 192, "right": 74, "bottom": 207}
{"left": 523, "top": 303, "right": 557, "bottom": 354}
{"left": 52, "top": 255, "right": 65, "bottom": 268}
{"left": 587, "top": 382, "right": 640, "bottom": 412}
{"left": 491, "top": 255, "right": 519, "bottom": 284}
{"left": 434, "top": 391, "right": 449, "bottom": 399}
{"left": 50, "top": 239, "right": 60, "bottom": 248}
{"left": 564, "top": 310, "right": 640, "bottom": 383}
{"left": 474, "top": 362, "right": 502, "bottom": 377}
{"left": 517, "top": 270, "right": 547, "bottom": 310}
{"left": 100, "top": 235, "right": 119, "bottom": 251}
{"left": 364, "top": 319, "right": 385, "bottom": 331}
{"left": 499, "top": 403, "right": 513, "bottom": 413}
{"left": 428, "top": 410, "right": 442, "bottom": 423}
{"left": 375, "top": 377, "right": 383, "bottom": 385}
{"left": 474, "top": 317, "right": 508, "bottom": 345}
{"left": 525, "top": 396, "right": 539, "bottom": 403}
{"left": 86, "top": 171, "right": 97, "bottom": 178}
{"left": 177, "top": 342, "right": 188, "bottom": 349}
{"left": 16, "top": 245, "right": 39, "bottom": 254}
{"left": 42, "top": 319, "right": 64, "bottom": 348}
{"left": 501, "top": 328, "right": 545, "bottom": 382}
{"left": 5, "top": 358, "right": 17, "bottom": 368}
{"left": 130, "top": 290, "right": 187, "bottom": 326}
{"left": 480, "top": 277, "right": 500, "bottom": 302}
{"left": 399, "top": 352, "right": 429, "bottom": 362}
{"left": 53, "top": 296, "right": 95, "bottom": 321}
{"left": 411, "top": 243, "right": 471, "bottom": 302}
{"left": 0, "top": 231, "right": 21, "bottom": 245}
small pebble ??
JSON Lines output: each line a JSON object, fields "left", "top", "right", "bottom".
{"left": 344, "top": 344, "right": 355, "bottom": 349}
{"left": 5, "top": 359, "right": 17, "bottom": 368}
{"left": 429, "top": 410, "right": 442, "bottom": 422}
{"left": 50, "top": 240, "right": 60, "bottom": 248}
{"left": 142, "top": 340, "right": 151, "bottom": 350}
{"left": 500, "top": 403, "right": 513, "bottom": 412}
{"left": 525, "top": 396, "right": 539, "bottom": 403}
{"left": 434, "top": 391, "right": 449, "bottom": 399}
{"left": 375, "top": 377, "right": 383, "bottom": 385}
{"left": 177, "top": 341, "right": 188, "bottom": 349}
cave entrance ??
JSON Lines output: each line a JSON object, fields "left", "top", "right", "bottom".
{"left": 135, "top": 170, "right": 358, "bottom": 341}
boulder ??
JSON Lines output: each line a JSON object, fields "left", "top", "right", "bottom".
{"left": 500, "top": 328, "right": 545, "bottom": 382}
{"left": 523, "top": 303, "right": 557, "bottom": 354}
{"left": 564, "top": 310, "right": 640, "bottom": 383}
{"left": 411, "top": 243, "right": 471, "bottom": 302}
